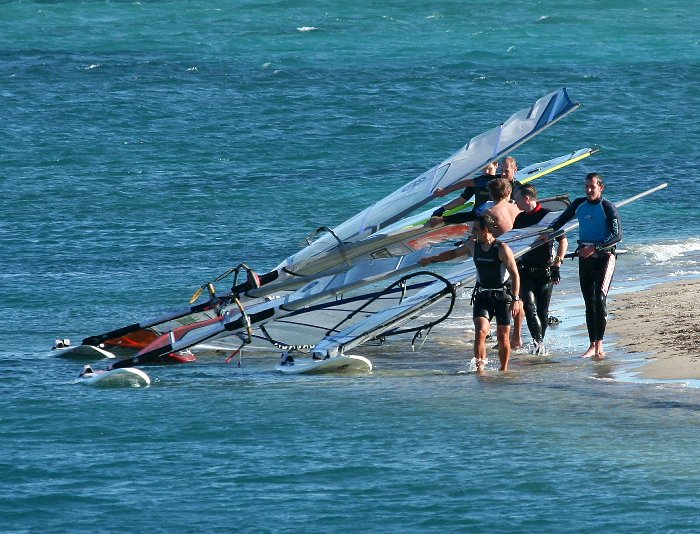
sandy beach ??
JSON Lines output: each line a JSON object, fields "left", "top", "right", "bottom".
{"left": 608, "top": 279, "right": 700, "bottom": 380}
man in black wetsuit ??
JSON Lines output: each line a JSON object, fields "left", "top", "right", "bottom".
{"left": 430, "top": 160, "right": 498, "bottom": 221}
{"left": 543, "top": 173, "right": 622, "bottom": 359}
{"left": 420, "top": 214, "right": 523, "bottom": 374}
{"left": 428, "top": 156, "right": 522, "bottom": 226}
{"left": 511, "top": 184, "right": 568, "bottom": 354}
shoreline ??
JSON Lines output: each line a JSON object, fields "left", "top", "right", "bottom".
{"left": 607, "top": 278, "right": 700, "bottom": 380}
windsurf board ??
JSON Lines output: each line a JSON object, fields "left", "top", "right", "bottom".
{"left": 276, "top": 354, "right": 372, "bottom": 375}
{"left": 52, "top": 342, "right": 116, "bottom": 360}
{"left": 75, "top": 366, "right": 151, "bottom": 387}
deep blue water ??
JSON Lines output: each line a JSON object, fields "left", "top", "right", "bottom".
{"left": 1, "top": 1, "right": 700, "bottom": 532}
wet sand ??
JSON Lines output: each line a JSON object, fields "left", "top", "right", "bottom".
{"left": 608, "top": 279, "right": 700, "bottom": 379}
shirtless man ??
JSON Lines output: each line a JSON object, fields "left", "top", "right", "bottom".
{"left": 429, "top": 157, "right": 521, "bottom": 229}
{"left": 482, "top": 178, "right": 521, "bottom": 236}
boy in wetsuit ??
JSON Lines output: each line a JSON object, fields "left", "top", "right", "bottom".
{"left": 544, "top": 173, "right": 622, "bottom": 359}
{"left": 430, "top": 160, "right": 498, "bottom": 220}
{"left": 420, "top": 214, "right": 522, "bottom": 374}
{"left": 511, "top": 185, "right": 568, "bottom": 353}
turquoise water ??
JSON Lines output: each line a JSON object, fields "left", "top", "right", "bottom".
{"left": 2, "top": 1, "right": 700, "bottom": 531}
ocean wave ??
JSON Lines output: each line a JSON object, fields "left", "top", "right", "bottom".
{"left": 668, "top": 270, "right": 700, "bottom": 277}
{"left": 632, "top": 238, "right": 700, "bottom": 264}
{"left": 297, "top": 26, "right": 319, "bottom": 32}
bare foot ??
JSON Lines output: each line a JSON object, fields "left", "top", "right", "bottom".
{"left": 510, "top": 340, "right": 524, "bottom": 350}
{"left": 476, "top": 359, "right": 486, "bottom": 376}
{"left": 581, "top": 346, "right": 596, "bottom": 358}
{"left": 593, "top": 350, "right": 606, "bottom": 360}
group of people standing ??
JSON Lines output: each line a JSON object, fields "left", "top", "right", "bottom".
{"left": 420, "top": 158, "right": 622, "bottom": 375}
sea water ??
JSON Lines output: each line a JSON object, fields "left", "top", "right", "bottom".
{"left": 1, "top": 1, "right": 699, "bottom": 531}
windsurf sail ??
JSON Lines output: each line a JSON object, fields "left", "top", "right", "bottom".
{"left": 275, "top": 89, "right": 578, "bottom": 268}
{"left": 107, "top": 196, "right": 571, "bottom": 369}
{"left": 106, "top": 242, "right": 466, "bottom": 369}
{"left": 226, "top": 145, "right": 594, "bottom": 300}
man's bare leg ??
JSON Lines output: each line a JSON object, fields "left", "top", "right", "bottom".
{"left": 497, "top": 325, "right": 511, "bottom": 371}
{"left": 511, "top": 307, "right": 524, "bottom": 349}
{"left": 474, "top": 317, "right": 490, "bottom": 375}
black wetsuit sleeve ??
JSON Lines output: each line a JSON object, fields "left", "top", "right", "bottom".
{"left": 512, "top": 208, "right": 548, "bottom": 230}
{"left": 597, "top": 199, "right": 622, "bottom": 250}
{"left": 460, "top": 186, "right": 476, "bottom": 201}
{"left": 549, "top": 197, "right": 585, "bottom": 231}
{"left": 443, "top": 210, "right": 476, "bottom": 225}
{"left": 512, "top": 213, "right": 527, "bottom": 230}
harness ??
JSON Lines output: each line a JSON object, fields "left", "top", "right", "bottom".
{"left": 517, "top": 264, "right": 552, "bottom": 276}
{"left": 470, "top": 281, "right": 514, "bottom": 305}
{"left": 575, "top": 241, "right": 617, "bottom": 259}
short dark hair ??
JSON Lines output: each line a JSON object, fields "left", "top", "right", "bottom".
{"left": 585, "top": 172, "right": 604, "bottom": 187}
{"left": 474, "top": 214, "right": 496, "bottom": 234}
{"left": 517, "top": 184, "right": 538, "bottom": 200}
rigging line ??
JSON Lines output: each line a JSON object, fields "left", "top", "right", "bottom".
{"left": 189, "top": 266, "right": 238, "bottom": 304}
{"left": 411, "top": 326, "right": 433, "bottom": 352}
{"left": 224, "top": 338, "right": 247, "bottom": 365}
{"left": 372, "top": 273, "right": 457, "bottom": 341}
{"left": 326, "top": 270, "right": 455, "bottom": 338}
{"left": 304, "top": 226, "right": 345, "bottom": 247}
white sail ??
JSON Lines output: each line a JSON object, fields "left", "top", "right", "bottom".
{"left": 234, "top": 146, "right": 594, "bottom": 299}
{"left": 276, "top": 88, "right": 578, "bottom": 272}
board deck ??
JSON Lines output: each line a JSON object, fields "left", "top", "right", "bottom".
{"left": 75, "top": 367, "right": 151, "bottom": 387}
{"left": 276, "top": 354, "right": 372, "bottom": 375}
{"left": 52, "top": 343, "right": 116, "bottom": 360}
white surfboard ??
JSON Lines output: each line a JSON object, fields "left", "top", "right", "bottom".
{"left": 276, "top": 354, "right": 372, "bottom": 375}
{"left": 52, "top": 341, "right": 116, "bottom": 360}
{"left": 75, "top": 366, "right": 151, "bottom": 387}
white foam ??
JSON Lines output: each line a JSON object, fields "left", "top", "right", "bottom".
{"left": 297, "top": 26, "right": 319, "bottom": 32}
{"left": 635, "top": 238, "right": 700, "bottom": 264}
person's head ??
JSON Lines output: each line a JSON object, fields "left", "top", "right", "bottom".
{"left": 487, "top": 178, "right": 512, "bottom": 202}
{"left": 514, "top": 184, "right": 538, "bottom": 212}
{"left": 484, "top": 160, "right": 499, "bottom": 176}
{"left": 585, "top": 172, "right": 604, "bottom": 201}
{"left": 471, "top": 214, "right": 496, "bottom": 242}
{"left": 500, "top": 156, "right": 517, "bottom": 181}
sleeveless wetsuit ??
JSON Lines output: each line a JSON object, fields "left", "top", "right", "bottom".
{"left": 472, "top": 240, "right": 512, "bottom": 326}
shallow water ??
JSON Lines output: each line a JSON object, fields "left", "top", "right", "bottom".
{"left": 2, "top": 1, "right": 700, "bottom": 531}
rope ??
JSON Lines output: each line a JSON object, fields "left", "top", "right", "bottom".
{"left": 372, "top": 271, "right": 457, "bottom": 342}
{"left": 303, "top": 226, "right": 344, "bottom": 247}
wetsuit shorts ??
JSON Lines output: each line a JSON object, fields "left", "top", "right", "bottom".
{"left": 472, "top": 290, "right": 512, "bottom": 326}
